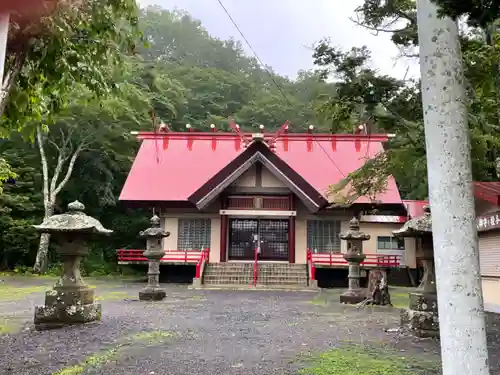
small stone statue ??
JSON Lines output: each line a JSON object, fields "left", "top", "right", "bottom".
{"left": 357, "top": 277, "right": 392, "bottom": 308}
{"left": 32, "top": 201, "right": 112, "bottom": 330}
{"left": 138, "top": 214, "right": 170, "bottom": 301}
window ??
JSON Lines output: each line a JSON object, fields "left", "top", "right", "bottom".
{"left": 377, "top": 236, "right": 405, "bottom": 250}
{"left": 177, "top": 219, "right": 211, "bottom": 251}
{"left": 307, "top": 220, "right": 341, "bottom": 253}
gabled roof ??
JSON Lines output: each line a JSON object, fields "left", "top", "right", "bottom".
{"left": 188, "top": 140, "right": 327, "bottom": 211}
{"left": 119, "top": 132, "right": 403, "bottom": 207}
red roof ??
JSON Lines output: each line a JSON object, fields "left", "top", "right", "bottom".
{"left": 474, "top": 182, "right": 500, "bottom": 205}
{"left": 401, "top": 182, "right": 500, "bottom": 218}
{"left": 119, "top": 132, "right": 403, "bottom": 206}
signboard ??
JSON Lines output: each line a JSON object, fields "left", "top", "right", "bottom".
{"left": 477, "top": 211, "right": 500, "bottom": 232}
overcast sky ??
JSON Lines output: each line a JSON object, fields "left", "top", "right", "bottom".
{"left": 138, "top": 0, "right": 419, "bottom": 80}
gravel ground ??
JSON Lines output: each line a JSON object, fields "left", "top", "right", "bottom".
{"left": 0, "top": 277, "right": 499, "bottom": 375}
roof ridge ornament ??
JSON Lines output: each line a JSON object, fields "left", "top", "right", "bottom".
{"left": 228, "top": 117, "right": 249, "bottom": 145}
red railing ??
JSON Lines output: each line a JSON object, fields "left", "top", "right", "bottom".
{"left": 195, "top": 248, "right": 210, "bottom": 278}
{"left": 307, "top": 249, "right": 316, "bottom": 283}
{"left": 306, "top": 249, "right": 402, "bottom": 268}
{"left": 253, "top": 245, "right": 259, "bottom": 287}
{"left": 116, "top": 249, "right": 207, "bottom": 264}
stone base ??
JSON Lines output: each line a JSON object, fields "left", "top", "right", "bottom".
{"left": 401, "top": 291, "right": 439, "bottom": 338}
{"left": 34, "top": 303, "right": 101, "bottom": 330}
{"left": 139, "top": 288, "right": 166, "bottom": 301}
{"left": 34, "top": 287, "right": 101, "bottom": 330}
{"left": 308, "top": 279, "right": 319, "bottom": 289}
{"left": 400, "top": 309, "right": 439, "bottom": 337}
{"left": 192, "top": 278, "right": 202, "bottom": 288}
{"left": 340, "top": 290, "right": 365, "bottom": 304}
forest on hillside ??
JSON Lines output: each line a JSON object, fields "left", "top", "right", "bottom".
{"left": 0, "top": 3, "right": 499, "bottom": 273}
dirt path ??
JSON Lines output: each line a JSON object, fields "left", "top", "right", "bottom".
{"left": 0, "top": 277, "right": 498, "bottom": 375}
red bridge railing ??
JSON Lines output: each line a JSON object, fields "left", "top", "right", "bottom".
{"left": 116, "top": 249, "right": 208, "bottom": 264}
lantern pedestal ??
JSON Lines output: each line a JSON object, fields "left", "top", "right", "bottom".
{"left": 400, "top": 291, "right": 439, "bottom": 338}
{"left": 340, "top": 252, "right": 367, "bottom": 304}
{"left": 339, "top": 217, "right": 370, "bottom": 305}
{"left": 139, "top": 289, "right": 166, "bottom": 301}
{"left": 34, "top": 291, "right": 101, "bottom": 330}
{"left": 34, "top": 244, "right": 102, "bottom": 330}
{"left": 139, "top": 251, "right": 166, "bottom": 301}
{"left": 138, "top": 215, "right": 170, "bottom": 301}
{"left": 32, "top": 201, "right": 112, "bottom": 330}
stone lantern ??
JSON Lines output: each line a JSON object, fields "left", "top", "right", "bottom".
{"left": 32, "top": 200, "right": 112, "bottom": 330}
{"left": 393, "top": 205, "right": 438, "bottom": 337}
{"left": 339, "top": 216, "right": 370, "bottom": 304}
{"left": 138, "top": 214, "right": 170, "bottom": 301}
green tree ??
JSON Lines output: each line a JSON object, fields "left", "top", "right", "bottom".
{"left": 431, "top": 0, "right": 500, "bottom": 27}
{"left": 31, "top": 55, "right": 183, "bottom": 273}
{"left": 2, "top": 0, "right": 141, "bottom": 135}
{"left": 0, "top": 138, "right": 42, "bottom": 269}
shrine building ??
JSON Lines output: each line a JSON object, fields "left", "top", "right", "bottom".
{"left": 117, "top": 123, "right": 426, "bottom": 288}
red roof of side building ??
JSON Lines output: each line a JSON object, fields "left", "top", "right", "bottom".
{"left": 401, "top": 182, "right": 500, "bottom": 218}
{"left": 474, "top": 182, "right": 500, "bottom": 205}
{"left": 119, "top": 132, "right": 403, "bottom": 208}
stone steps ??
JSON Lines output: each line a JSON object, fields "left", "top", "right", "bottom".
{"left": 201, "top": 262, "right": 311, "bottom": 289}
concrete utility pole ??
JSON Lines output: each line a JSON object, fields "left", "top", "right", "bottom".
{"left": 0, "top": 12, "right": 9, "bottom": 91}
{"left": 416, "top": 0, "right": 490, "bottom": 374}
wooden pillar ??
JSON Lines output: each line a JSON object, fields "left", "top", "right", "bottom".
{"left": 288, "top": 194, "right": 295, "bottom": 263}
{"left": 220, "top": 195, "right": 228, "bottom": 262}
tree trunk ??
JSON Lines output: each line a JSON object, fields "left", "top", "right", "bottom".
{"left": 417, "top": 0, "right": 490, "bottom": 374}
{"left": 33, "top": 204, "right": 53, "bottom": 274}
{"left": 33, "top": 125, "right": 84, "bottom": 273}
{"left": 33, "top": 232, "right": 51, "bottom": 274}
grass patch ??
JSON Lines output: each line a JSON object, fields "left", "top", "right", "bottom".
{"left": 0, "top": 318, "right": 23, "bottom": 335}
{"left": 391, "top": 292, "right": 410, "bottom": 309}
{"left": 52, "top": 330, "right": 174, "bottom": 375}
{"left": 190, "top": 295, "right": 206, "bottom": 300}
{"left": 0, "top": 285, "right": 47, "bottom": 301}
{"left": 311, "top": 295, "right": 329, "bottom": 305}
{"left": 52, "top": 346, "right": 121, "bottom": 375}
{"left": 300, "top": 345, "right": 439, "bottom": 375}
{"left": 0, "top": 271, "right": 57, "bottom": 280}
{"left": 129, "top": 330, "right": 174, "bottom": 344}
{"left": 95, "top": 291, "right": 134, "bottom": 301}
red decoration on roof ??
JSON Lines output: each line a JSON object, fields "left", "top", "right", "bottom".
{"left": 119, "top": 131, "right": 402, "bottom": 205}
